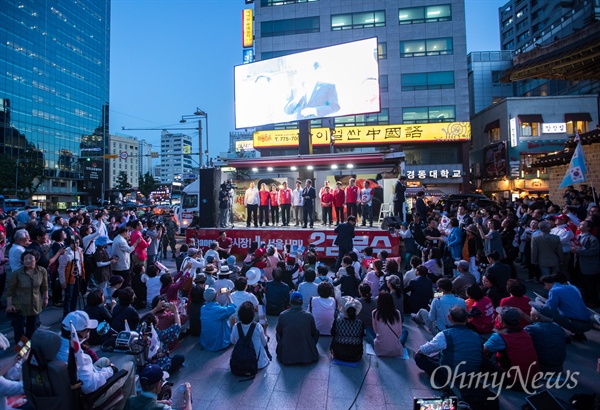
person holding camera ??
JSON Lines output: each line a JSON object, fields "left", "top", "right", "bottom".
{"left": 200, "top": 287, "right": 236, "bottom": 351}
{"left": 59, "top": 236, "right": 85, "bottom": 318}
{"left": 145, "top": 220, "right": 162, "bottom": 267}
{"left": 130, "top": 220, "right": 150, "bottom": 271}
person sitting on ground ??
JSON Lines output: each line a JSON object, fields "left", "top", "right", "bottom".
{"left": 385, "top": 273, "right": 404, "bottom": 316}
{"left": 524, "top": 306, "right": 567, "bottom": 372}
{"left": 405, "top": 266, "right": 434, "bottom": 314}
{"left": 141, "top": 264, "right": 163, "bottom": 307}
{"left": 484, "top": 251, "right": 511, "bottom": 298}
{"left": 482, "top": 273, "right": 508, "bottom": 308}
{"left": 403, "top": 256, "right": 421, "bottom": 288}
{"left": 130, "top": 263, "right": 147, "bottom": 309}
{"left": 230, "top": 301, "right": 270, "bottom": 370}
{"left": 104, "top": 274, "right": 124, "bottom": 310}
{"left": 422, "top": 247, "right": 444, "bottom": 282}
{"left": 264, "top": 268, "right": 290, "bottom": 316}
{"left": 298, "top": 268, "right": 319, "bottom": 311}
{"left": 465, "top": 284, "right": 494, "bottom": 334}
{"left": 310, "top": 282, "right": 337, "bottom": 336}
{"left": 276, "top": 292, "right": 319, "bottom": 365}
{"left": 452, "top": 260, "right": 476, "bottom": 299}
{"left": 415, "top": 305, "right": 483, "bottom": 389}
{"left": 412, "top": 278, "right": 467, "bottom": 334}
{"left": 200, "top": 287, "right": 236, "bottom": 351}
{"left": 372, "top": 292, "right": 405, "bottom": 357}
{"left": 314, "top": 264, "right": 332, "bottom": 285}
{"left": 330, "top": 296, "right": 364, "bottom": 362}
{"left": 150, "top": 296, "right": 189, "bottom": 346}
{"left": 84, "top": 289, "right": 112, "bottom": 346}
{"left": 357, "top": 283, "right": 377, "bottom": 343}
{"left": 363, "top": 259, "right": 384, "bottom": 297}
{"left": 187, "top": 273, "right": 206, "bottom": 337}
{"left": 495, "top": 278, "right": 531, "bottom": 329}
{"left": 125, "top": 364, "right": 192, "bottom": 410}
{"left": 175, "top": 244, "right": 188, "bottom": 272}
{"left": 530, "top": 273, "right": 593, "bottom": 342}
{"left": 159, "top": 270, "right": 189, "bottom": 302}
{"left": 231, "top": 276, "right": 259, "bottom": 322}
{"left": 483, "top": 307, "right": 539, "bottom": 390}
{"left": 111, "top": 287, "right": 140, "bottom": 332}
{"left": 139, "top": 301, "right": 186, "bottom": 374}
{"left": 211, "top": 265, "right": 235, "bottom": 306}
{"left": 333, "top": 263, "right": 360, "bottom": 298}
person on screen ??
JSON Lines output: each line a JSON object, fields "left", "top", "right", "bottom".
{"left": 284, "top": 61, "right": 340, "bottom": 120}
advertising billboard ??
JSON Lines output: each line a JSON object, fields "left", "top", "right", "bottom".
{"left": 234, "top": 38, "right": 380, "bottom": 128}
{"left": 483, "top": 142, "right": 507, "bottom": 179}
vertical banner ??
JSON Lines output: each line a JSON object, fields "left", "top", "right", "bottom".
{"left": 242, "top": 9, "right": 253, "bottom": 48}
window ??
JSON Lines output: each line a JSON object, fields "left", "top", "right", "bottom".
{"left": 331, "top": 10, "right": 385, "bottom": 30}
{"left": 503, "top": 28, "right": 514, "bottom": 39}
{"left": 516, "top": 19, "right": 528, "bottom": 31}
{"left": 401, "top": 71, "right": 454, "bottom": 90}
{"left": 261, "top": 17, "right": 320, "bottom": 37}
{"left": 262, "top": 49, "right": 308, "bottom": 59}
{"left": 398, "top": 4, "right": 451, "bottom": 24}
{"left": 521, "top": 153, "right": 546, "bottom": 175}
{"left": 516, "top": 7, "right": 528, "bottom": 18}
{"left": 566, "top": 121, "right": 589, "bottom": 134}
{"left": 491, "top": 71, "right": 503, "bottom": 83}
{"left": 489, "top": 128, "right": 501, "bottom": 143}
{"left": 503, "top": 17, "right": 513, "bottom": 27}
{"left": 334, "top": 109, "right": 389, "bottom": 127}
{"left": 402, "top": 105, "right": 455, "bottom": 123}
{"left": 520, "top": 121, "right": 540, "bottom": 137}
{"left": 261, "top": 0, "right": 317, "bottom": 6}
{"left": 517, "top": 31, "right": 529, "bottom": 41}
{"left": 380, "top": 75, "right": 388, "bottom": 92}
{"left": 400, "top": 38, "right": 453, "bottom": 57}
{"left": 378, "top": 42, "right": 387, "bottom": 59}
{"left": 503, "top": 40, "right": 515, "bottom": 50}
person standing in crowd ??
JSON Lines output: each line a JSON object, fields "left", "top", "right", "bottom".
{"left": 571, "top": 220, "right": 600, "bottom": 307}
{"left": 0, "top": 230, "right": 8, "bottom": 309}
{"left": 279, "top": 181, "right": 292, "bottom": 227}
{"left": 276, "top": 292, "right": 319, "bottom": 365}
{"left": 345, "top": 178, "right": 360, "bottom": 219}
{"left": 292, "top": 180, "right": 304, "bottom": 226}
{"left": 302, "top": 179, "right": 316, "bottom": 229}
{"left": 8, "top": 229, "right": 30, "bottom": 274}
{"left": 550, "top": 214, "right": 573, "bottom": 276}
{"left": 59, "top": 235, "right": 85, "bottom": 318}
{"left": 269, "top": 184, "right": 280, "bottom": 226}
{"left": 332, "top": 181, "right": 345, "bottom": 226}
{"left": 129, "top": 220, "right": 150, "bottom": 271}
{"left": 162, "top": 214, "right": 178, "bottom": 259}
{"left": 393, "top": 175, "right": 406, "bottom": 220}
{"left": 360, "top": 181, "right": 374, "bottom": 228}
{"left": 145, "top": 220, "right": 162, "bottom": 266}
{"left": 531, "top": 221, "right": 562, "bottom": 278}
{"left": 6, "top": 250, "right": 47, "bottom": 343}
{"left": 218, "top": 183, "right": 231, "bottom": 228}
{"left": 93, "top": 236, "right": 117, "bottom": 291}
{"left": 111, "top": 226, "right": 140, "bottom": 287}
{"left": 320, "top": 186, "right": 333, "bottom": 227}
{"left": 415, "top": 191, "right": 428, "bottom": 221}
{"left": 333, "top": 215, "right": 356, "bottom": 271}
{"left": 258, "top": 183, "right": 270, "bottom": 227}
{"left": 244, "top": 182, "right": 259, "bottom": 228}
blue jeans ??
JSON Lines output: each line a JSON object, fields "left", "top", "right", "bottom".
{"left": 361, "top": 204, "right": 372, "bottom": 226}
{"left": 63, "top": 280, "right": 80, "bottom": 317}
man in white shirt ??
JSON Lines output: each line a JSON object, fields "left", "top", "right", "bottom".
{"left": 292, "top": 180, "right": 304, "bottom": 227}
{"left": 109, "top": 226, "right": 140, "bottom": 287}
{"left": 244, "top": 182, "right": 259, "bottom": 228}
{"left": 412, "top": 278, "right": 466, "bottom": 334}
{"left": 360, "top": 181, "right": 374, "bottom": 228}
{"left": 230, "top": 276, "right": 259, "bottom": 320}
{"left": 550, "top": 214, "right": 574, "bottom": 275}
{"left": 8, "top": 229, "right": 30, "bottom": 273}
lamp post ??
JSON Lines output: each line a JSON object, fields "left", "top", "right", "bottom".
{"left": 180, "top": 108, "right": 208, "bottom": 169}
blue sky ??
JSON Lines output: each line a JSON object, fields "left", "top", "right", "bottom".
{"left": 109, "top": 0, "right": 507, "bottom": 163}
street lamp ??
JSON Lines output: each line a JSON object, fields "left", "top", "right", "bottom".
{"left": 180, "top": 108, "right": 208, "bottom": 169}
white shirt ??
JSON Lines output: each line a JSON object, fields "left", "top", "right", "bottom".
{"left": 550, "top": 225, "right": 574, "bottom": 252}
{"left": 360, "top": 188, "right": 373, "bottom": 206}
{"left": 230, "top": 322, "right": 269, "bottom": 369}
{"left": 110, "top": 234, "right": 135, "bottom": 271}
{"left": 142, "top": 274, "right": 163, "bottom": 305}
{"left": 8, "top": 244, "right": 25, "bottom": 273}
{"left": 292, "top": 188, "right": 304, "bottom": 207}
{"left": 58, "top": 247, "right": 84, "bottom": 286}
{"left": 244, "top": 187, "right": 259, "bottom": 206}
{"left": 230, "top": 291, "right": 259, "bottom": 319}
{"left": 310, "top": 296, "right": 336, "bottom": 335}
{"left": 82, "top": 230, "right": 101, "bottom": 255}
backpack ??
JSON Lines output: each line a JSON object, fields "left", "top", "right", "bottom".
{"left": 230, "top": 322, "right": 258, "bottom": 377}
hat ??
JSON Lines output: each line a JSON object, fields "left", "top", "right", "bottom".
{"left": 194, "top": 273, "right": 207, "bottom": 284}
{"left": 454, "top": 260, "right": 470, "bottom": 271}
{"left": 340, "top": 296, "right": 362, "bottom": 317}
{"left": 218, "top": 265, "right": 230, "bottom": 276}
{"left": 204, "top": 264, "right": 217, "bottom": 274}
{"left": 254, "top": 248, "right": 266, "bottom": 259}
{"left": 290, "top": 291, "right": 303, "bottom": 304}
{"left": 95, "top": 236, "right": 112, "bottom": 247}
{"left": 245, "top": 267, "right": 261, "bottom": 285}
{"left": 62, "top": 310, "right": 98, "bottom": 331}
{"left": 556, "top": 214, "right": 569, "bottom": 222}
{"left": 109, "top": 275, "right": 124, "bottom": 286}
{"left": 204, "top": 287, "right": 217, "bottom": 302}
{"left": 496, "top": 306, "right": 521, "bottom": 327}
{"left": 465, "top": 224, "right": 479, "bottom": 235}
{"left": 226, "top": 255, "right": 236, "bottom": 265}
{"left": 206, "top": 255, "right": 215, "bottom": 264}
{"left": 139, "top": 364, "right": 169, "bottom": 387}
{"left": 401, "top": 221, "right": 409, "bottom": 227}
{"left": 386, "top": 274, "right": 401, "bottom": 288}
{"left": 187, "top": 248, "right": 199, "bottom": 256}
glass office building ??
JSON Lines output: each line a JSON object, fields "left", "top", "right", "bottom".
{"left": 0, "top": 0, "right": 110, "bottom": 207}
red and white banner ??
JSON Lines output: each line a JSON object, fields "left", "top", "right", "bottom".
{"left": 186, "top": 228, "right": 400, "bottom": 260}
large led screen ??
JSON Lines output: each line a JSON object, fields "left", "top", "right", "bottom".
{"left": 234, "top": 38, "right": 380, "bottom": 129}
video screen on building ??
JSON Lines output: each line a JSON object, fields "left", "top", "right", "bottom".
{"left": 234, "top": 38, "right": 380, "bottom": 129}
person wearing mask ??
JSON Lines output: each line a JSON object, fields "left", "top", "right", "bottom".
{"left": 244, "top": 181, "right": 259, "bottom": 228}
{"left": 276, "top": 292, "right": 319, "bottom": 365}
{"left": 302, "top": 179, "right": 316, "bottom": 229}
{"left": 200, "top": 287, "right": 236, "bottom": 351}
{"left": 110, "top": 226, "right": 141, "bottom": 287}
{"left": 291, "top": 180, "right": 304, "bottom": 227}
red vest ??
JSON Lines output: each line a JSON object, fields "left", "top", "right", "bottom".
{"left": 498, "top": 329, "right": 540, "bottom": 384}
{"left": 259, "top": 190, "right": 270, "bottom": 206}
{"left": 333, "top": 188, "right": 345, "bottom": 207}
{"left": 345, "top": 186, "right": 359, "bottom": 204}
{"left": 269, "top": 191, "right": 278, "bottom": 207}
{"left": 279, "top": 188, "right": 292, "bottom": 205}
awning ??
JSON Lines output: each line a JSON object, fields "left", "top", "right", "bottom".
{"left": 406, "top": 189, "right": 446, "bottom": 197}
{"left": 518, "top": 114, "right": 543, "bottom": 123}
{"left": 483, "top": 120, "right": 500, "bottom": 133}
{"left": 227, "top": 152, "right": 390, "bottom": 169}
{"left": 565, "top": 113, "right": 592, "bottom": 123}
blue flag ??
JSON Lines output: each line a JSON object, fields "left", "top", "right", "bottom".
{"left": 559, "top": 141, "right": 587, "bottom": 188}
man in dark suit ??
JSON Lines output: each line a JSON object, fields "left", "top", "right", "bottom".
{"left": 393, "top": 176, "right": 406, "bottom": 220}
{"left": 302, "top": 179, "right": 316, "bottom": 229}
{"left": 415, "top": 191, "right": 428, "bottom": 221}
{"left": 284, "top": 62, "right": 340, "bottom": 120}
{"left": 485, "top": 251, "right": 511, "bottom": 291}
{"left": 531, "top": 221, "right": 563, "bottom": 278}
{"left": 333, "top": 215, "right": 356, "bottom": 270}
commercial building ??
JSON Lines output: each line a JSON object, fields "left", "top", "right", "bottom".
{"left": 108, "top": 134, "right": 139, "bottom": 190}
{"left": 468, "top": 51, "right": 515, "bottom": 116}
{"left": 160, "top": 130, "right": 193, "bottom": 184}
{"left": 0, "top": 0, "right": 110, "bottom": 208}
{"left": 138, "top": 139, "right": 154, "bottom": 176}
{"left": 243, "top": 0, "right": 471, "bottom": 195}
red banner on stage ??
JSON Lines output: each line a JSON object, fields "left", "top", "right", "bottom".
{"left": 186, "top": 228, "right": 400, "bottom": 260}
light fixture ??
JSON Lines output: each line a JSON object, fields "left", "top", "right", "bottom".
{"left": 291, "top": 166, "right": 297, "bottom": 171}
{"left": 521, "top": 170, "right": 524, "bottom": 178}
{"left": 331, "top": 164, "right": 338, "bottom": 170}
{"left": 251, "top": 167, "right": 258, "bottom": 172}
{"left": 267, "top": 167, "right": 273, "bottom": 172}
{"left": 536, "top": 169, "right": 540, "bottom": 178}
{"left": 346, "top": 164, "right": 354, "bottom": 169}
{"left": 307, "top": 165, "right": 314, "bottom": 170}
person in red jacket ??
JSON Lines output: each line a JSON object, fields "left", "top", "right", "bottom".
{"left": 345, "top": 178, "right": 360, "bottom": 218}
{"left": 278, "top": 181, "right": 292, "bottom": 226}
{"left": 259, "top": 183, "right": 270, "bottom": 226}
{"left": 269, "top": 184, "right": 280, "bottom": 226}
{"left": 333, "top": 181, "right": 345, "bottom": 226}
{"left": 321, "top": 186, "right": 334, "bottom": 227}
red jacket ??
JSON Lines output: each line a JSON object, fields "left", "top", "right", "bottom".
{"left": 345, "top": 185, "right": 360, "bottom": 204}
{"left": 269, "top": 191, "right": 279, "bottom": 207}
{"left": 259, "top": 190, "right": 270, "bottom": 206}
{"left": 497, "top": 329, "right": 539, "bottom": 384}
{"left": 333, "top": 188, "right": 345, "bottom": 207}
{"left": 279, "top": 188, "right": 292, "bottom": 205}
{"left": 320, "top": 192, "right": 333, "bottom": 207}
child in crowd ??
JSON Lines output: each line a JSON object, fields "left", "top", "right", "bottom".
{"left": 105, "top": 275, "right": 124, "bottom": 311}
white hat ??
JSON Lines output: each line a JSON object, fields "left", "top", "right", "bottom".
{"left": 62, "top": 310, "right": 98, "bottom": 331}
{"left": 246, "top": 267, "right": 261, "bottom": 285}
{"left": 340, "top": 296, "right": 362, "bottom": 317}
{"left": 219, "top": 265, "right": 231, "bottom": 276}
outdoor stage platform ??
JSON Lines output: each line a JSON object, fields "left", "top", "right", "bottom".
{"left": 185, "top": 226, "right": 400, "bottom": 261}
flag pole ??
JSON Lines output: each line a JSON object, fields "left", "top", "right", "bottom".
{"left": 577, "top": 132, "right": 597, "bottom": 203}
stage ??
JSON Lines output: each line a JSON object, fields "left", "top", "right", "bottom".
{"left": 185, "top": 225, "right": 400, "bottom": 261}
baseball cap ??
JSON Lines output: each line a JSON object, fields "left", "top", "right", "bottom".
{"left": 454, "top": 260, "right": 470, "bottom": 270}
{"left": 206, "top": 255, "right": 215, "bottom": 264}
{"left": 62, "top": 310, "right": 98, "bottom": 331}
{"left": 556, "top": 214, "right": 569, "bottom": 222}
{"left": 140, "top": 364, "right": 169, "bottom": 386}
{"left": 204, "top": 287, "right": 217, "bottom": 302}
{"left": 290, "top": 291, "right": 303, "bottom": 304}
{"left": 496, "top": 306, "right": 521, "bottom": 327}
{"left": 254, "top": 248, "right": 266, "bottom": 259}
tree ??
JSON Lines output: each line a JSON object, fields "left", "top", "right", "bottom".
{"left": 115, "top": 171, "right": 132, "bottom": 195}
{"left": 0, "top": 151, "right": 45, "bottom": 200}
{"left": 138, "top": 172, "right": 157, "bottom": 200}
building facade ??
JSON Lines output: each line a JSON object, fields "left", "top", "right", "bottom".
{"left": 248, "top": 0, "right": 471, "bottom": 193}
{"left": 0, "top": 0, "right": 110, "bottom": 208}
{"left": 138, "top": 139, "right": 153, "bottom": 176}
{"left": 160, "top": 131, "right": 193, "bottom": 184}
{"left": 108, "top": 134, "right": 139, "bottom": 190}
{"left": 468, "top": 51, "right": 515, "bottom": 116}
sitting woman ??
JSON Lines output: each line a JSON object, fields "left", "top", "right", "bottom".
{"left": 422, "top": 247, "right": 444, "bottom": 282}
{"left": 333, "top": 261, "right": 360, "bottom": 298}
{"left": 363, "top": 259, "right": 385, "bottom": 297}
{"left": 84, "top": 289, "right": 112, "bottom": 346}
{"left": 372, "top": 292, "right": 405, "bottom": 357}
{"left": 230, "top": 301, "right": 270, "bottom": 370}
{"left": 139, "top": 300, "right": 185, "bottom": 374}
{"left": 495, "top": 278, "right": 531, "bottom": 329}
{"left": 160, "top": 270, "right": 189, "bottom": 301}
{"left": 465, "top": 284, "right": 495, "bottom": 334}
{"left": 330, "top": 296, "right": 364, "bottom": 362}
{"left": 357, "top": 283, "right": 377, "bottom": 343}
{"left": 309, "top": 282, "right": 337, "bottom": 336}
{"left": 111, "top": 287, "right": 140, "bottom": 332}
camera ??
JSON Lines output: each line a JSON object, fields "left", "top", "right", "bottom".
{"left": 220, "top": 287, "right": 228, "bottom": 294}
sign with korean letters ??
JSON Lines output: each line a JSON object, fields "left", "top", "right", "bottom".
{"left": 405, "top": 165, "right": 463, "bottom": 182}
{"left": 542, "top": 123, "right": 567, "bottom": 134}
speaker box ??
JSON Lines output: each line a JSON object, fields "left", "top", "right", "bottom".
{"left": 381, "top": 216, "right": 403, "bottom": 230}
{"left": 198, "top": 168, "right": 222, "bottom": 228}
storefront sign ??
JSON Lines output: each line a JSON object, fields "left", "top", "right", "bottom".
{"left": 186, "top": 228, "right": 399, "bottom": 259}
{"left": 242, "top": 48, "right": 254, "bottom": 64}
{"left": 509, "top": 160, "right": 520, "bottom": 178}
{"left": 253, "top": 122, "right": 471, "bottom": 148}
{"left": 483, "top": 142, "right": 507, "bottom": 179}
{"left": 242, "top": 9, "right": 253, "bottom": 48}
{"left": 542, "top": 123, "right": 567, "bottom": 133}
{"left": 235, "top": 140, "right": 254, "bottom": 152}
{"left": 510, "top": 118, "right": 518, "bottom": 147}
{"left": 406, "top": 169, "right": 461, "bottom": 179}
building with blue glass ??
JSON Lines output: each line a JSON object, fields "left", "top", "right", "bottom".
{"left": 0, "top": 0, "right": 110, "bottom": 208}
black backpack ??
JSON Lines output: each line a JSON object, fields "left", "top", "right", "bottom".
{"left": 230, "top": 322, "right": 258, "bottom": 377}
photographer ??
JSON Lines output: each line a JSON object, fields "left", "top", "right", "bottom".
{"left": 145, "top": 219, "right": 162, "bottom": 266}
{"left": 59, "top": 236, "right": 85, "bottom": 318}
{"left": 218, "top": 183, "right": 230, "bottom": 228}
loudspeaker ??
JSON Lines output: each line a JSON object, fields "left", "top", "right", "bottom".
{"left": 381, "top": 216, "right": 403, "bottom": 230}
{"left": 198, "top": 168, "right": 222, "bottom": 228}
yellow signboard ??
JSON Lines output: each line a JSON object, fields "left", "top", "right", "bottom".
{"left": 183, "top": 145, "right": 191, "bottom": 154}
{"left": 253, "top": 122, "right": 471, "bottom": 148}
{"left": 242, "top": 9, "right": 253, "bottom": 48}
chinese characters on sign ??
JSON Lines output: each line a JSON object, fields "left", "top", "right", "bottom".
{"left": 242, "top": 9, "right": 253, "bottom": 48}
{"left": 406, "top": 169, "right": 462, "bottom": 180}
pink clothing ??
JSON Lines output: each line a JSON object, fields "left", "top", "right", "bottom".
{"left": 130, "top": 230, "right": 149, "bottom": 260}
{"left": 372, "top": 310, "right": 404, "bottom": 357}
